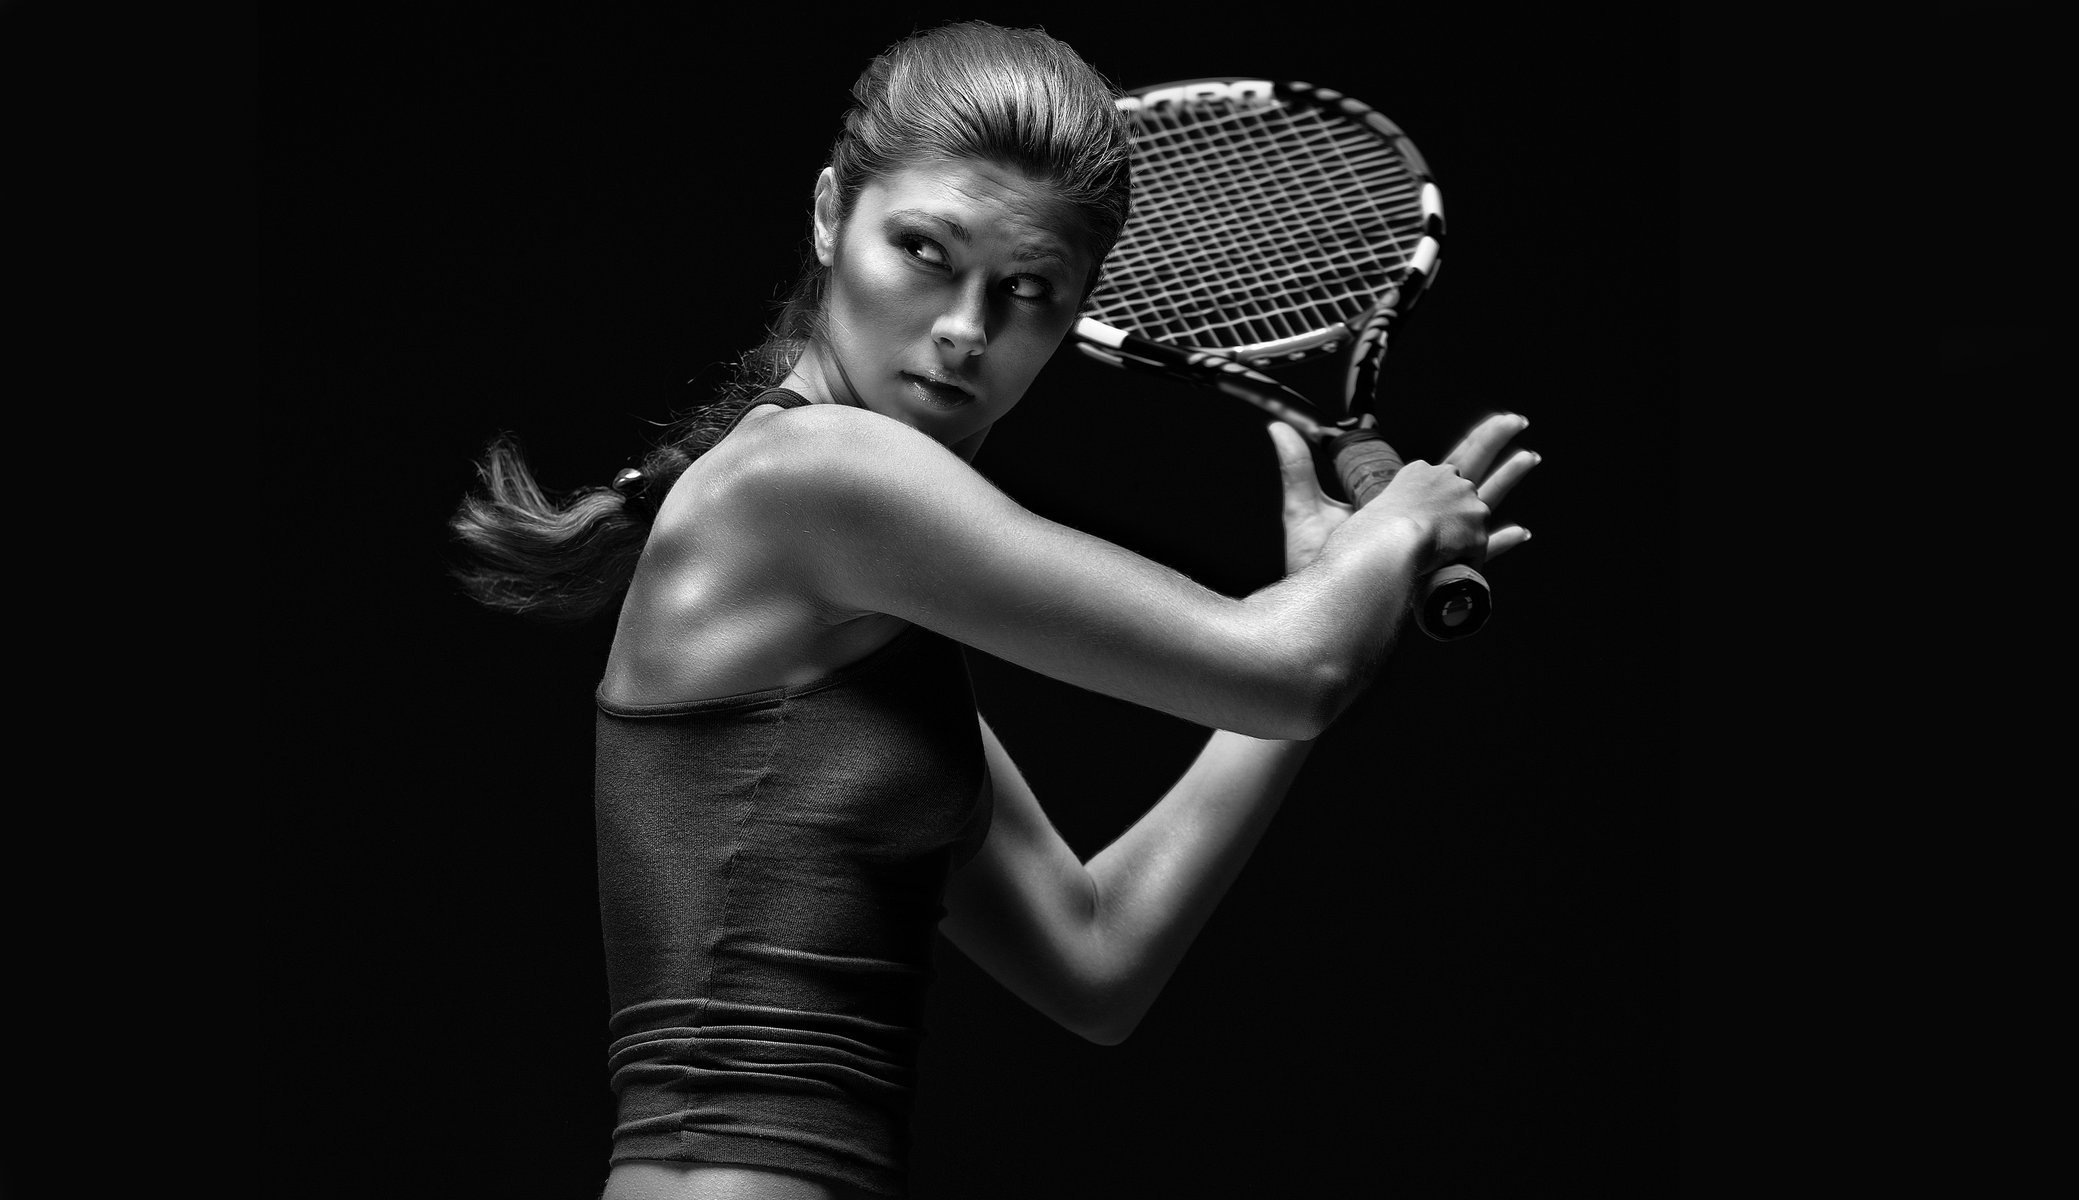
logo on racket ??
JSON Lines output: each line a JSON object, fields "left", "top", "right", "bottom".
{"left": 1118, "top": 79, "right": 1276, "bottom": 115}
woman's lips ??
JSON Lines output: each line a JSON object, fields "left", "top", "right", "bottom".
{"left": 903, "top": 373, "right": 975, "bottom": 408}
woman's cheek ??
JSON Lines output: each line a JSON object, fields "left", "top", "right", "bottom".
{"left": 847, "top": 257, "right": 935, "bottom": 336}
{"left": 827, "top": 259, "right": 910, "bottom": 353}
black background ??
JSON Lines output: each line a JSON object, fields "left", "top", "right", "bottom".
{"left": 260, "top": 5, "right": 1679, "bottom": 1197}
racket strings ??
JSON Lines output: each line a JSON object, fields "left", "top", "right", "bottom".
{"left": 1090, "top": 96, "right": 1427, "bottom": 354}
{"left": 1122, "top": 108, "right": 1415, "bottom": 342}
{"left": 1122, "top": 104, "right": 1418, "bottom": 316}
{"left": 1166, "top": 103, "right": 1408, "bottom": 344}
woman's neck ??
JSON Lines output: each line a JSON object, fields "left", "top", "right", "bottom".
{"left": 781, "top": 342, "right": 859, "bottom": 409}
{"left": 780, "top": 340, "right": 991, "bottom": 463}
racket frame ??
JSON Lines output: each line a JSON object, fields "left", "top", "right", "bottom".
{"left": 1077, "top": 78, "right": 1445, "bottom": 384}
{"left": 1072, "top": 77, "right": 1489, "bottom": 640}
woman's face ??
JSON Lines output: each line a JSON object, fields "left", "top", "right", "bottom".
{"left": 794, "top": 157, "right": 1094, "bottom": 455}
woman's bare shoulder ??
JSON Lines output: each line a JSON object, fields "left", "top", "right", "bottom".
{"left": 731, "top": 402, "right": 958, "bottom": 472}
{"left": 606, "top": 406, "right": 939, "bottom": 701}
{"left": 674, "top": 403, "right": 978, "bottom": 525}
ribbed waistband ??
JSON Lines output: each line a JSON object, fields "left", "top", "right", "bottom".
{"left": 606, "top": 996, "right": 920, "bottom": 1196}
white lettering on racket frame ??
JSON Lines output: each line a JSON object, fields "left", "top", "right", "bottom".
{"left": 1117, "top": 78, "right": 1278, "bottom": 114}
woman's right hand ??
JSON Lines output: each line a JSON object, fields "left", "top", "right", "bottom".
{"left": 1359, "top": 411, "right": 1538, "bottom": 575}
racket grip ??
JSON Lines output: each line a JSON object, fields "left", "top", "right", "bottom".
{"left": 1327, "top": 426, "right": 1493, "bottom": 641}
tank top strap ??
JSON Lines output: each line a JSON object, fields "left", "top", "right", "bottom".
{"left": 716, "top": 387, "right": 813, "bottom": 441}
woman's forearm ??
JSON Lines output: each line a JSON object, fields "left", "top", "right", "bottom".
{"left": 1080, "top": 729, "right": 1319, "bottom": 1041}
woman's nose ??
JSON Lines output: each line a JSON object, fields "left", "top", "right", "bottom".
{"left": 932, "top": 281, "right": 988, "bottom": 357}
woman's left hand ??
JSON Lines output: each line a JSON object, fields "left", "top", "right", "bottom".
{"left": 1268, "top": 422, "right": 1354, "bottom": 575}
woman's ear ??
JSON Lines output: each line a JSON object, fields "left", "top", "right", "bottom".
{"left": 812, "top": 168, "right": 839, "bottom": 267}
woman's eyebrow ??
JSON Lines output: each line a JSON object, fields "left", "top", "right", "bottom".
{"left": 1012, "top": 243, "right": 1073, "bottom": 267}
{"left": 885, "top": 209, "right": 1074, "bottom": 267}
{"left": 886, "top": 209, "right": 972, "bottom": 242}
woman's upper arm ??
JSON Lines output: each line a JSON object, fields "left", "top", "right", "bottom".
{"left": 743, "top": 406, "right": 1344, "bottom": 736}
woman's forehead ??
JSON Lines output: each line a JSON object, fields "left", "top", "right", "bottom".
{"left": 858, "top": 159, "right": 1091, "bottom": 267}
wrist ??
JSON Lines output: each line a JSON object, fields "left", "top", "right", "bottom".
{"left": 1339, "top": 508, "right": 1434, "bottom": 578}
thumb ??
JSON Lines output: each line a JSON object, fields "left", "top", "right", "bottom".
{"left": 1266, "top": 422, "right": 1322, "bottom": 498}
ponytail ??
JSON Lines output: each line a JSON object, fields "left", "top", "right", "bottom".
{"left": 448, "top": 326, "right": 812, "bottom": 622}
{"left": 448, "top": 434, "right": 651, "bottom": 623}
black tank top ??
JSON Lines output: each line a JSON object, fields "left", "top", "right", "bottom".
{"left": 593, "top": 390, "right": 992, "bottom": 1195}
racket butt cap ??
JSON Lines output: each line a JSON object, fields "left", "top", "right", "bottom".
{"left": 1416, "top": 567, "right": 1491, "bottom": 640}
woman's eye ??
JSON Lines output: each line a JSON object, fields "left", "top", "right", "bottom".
{"left": 901, "top": 236, "right": 947, "bottom": 266}
{"left": 1005, "top": 275, "right": 1053, "bottom": 301}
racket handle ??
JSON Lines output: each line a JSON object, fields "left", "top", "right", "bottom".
{"left": 1327, "top": 426, "right": 1493, "bottom": 641}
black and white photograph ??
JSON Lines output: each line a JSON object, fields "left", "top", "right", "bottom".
{"left": 260, "top": 6, "right": 1680, "bottom": 1197}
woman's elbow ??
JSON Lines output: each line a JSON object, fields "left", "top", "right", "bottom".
{"left": 1076, "top": 1018, "right": 1136, "bottom": 1047}
{"left": 1065, "top": 995, "right": 1144, "bottom": 1047}
{"left": 1050, "top": 970, "right": 1149, "bottom": 1046}
{"left": 1232, "top": 656, "right": 1354, "bottom": 741}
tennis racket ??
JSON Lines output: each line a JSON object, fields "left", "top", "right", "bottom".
{"left": 1074, "top": 77, "right": 1490, "bottom": 640}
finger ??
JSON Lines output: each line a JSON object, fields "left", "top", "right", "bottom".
{"left": 1485, "top": 524, "right": 1532, "bottom": 561}
{"left": 1474, "top": 448, "right": 1542, "bottom": 508}
{"left": 1443, "top": 412, "right": 1530, "bottom": 483}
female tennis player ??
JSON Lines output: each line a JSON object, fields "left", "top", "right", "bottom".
{"left": 452, "top": 20, "right": 1535, "bottom": 1200}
